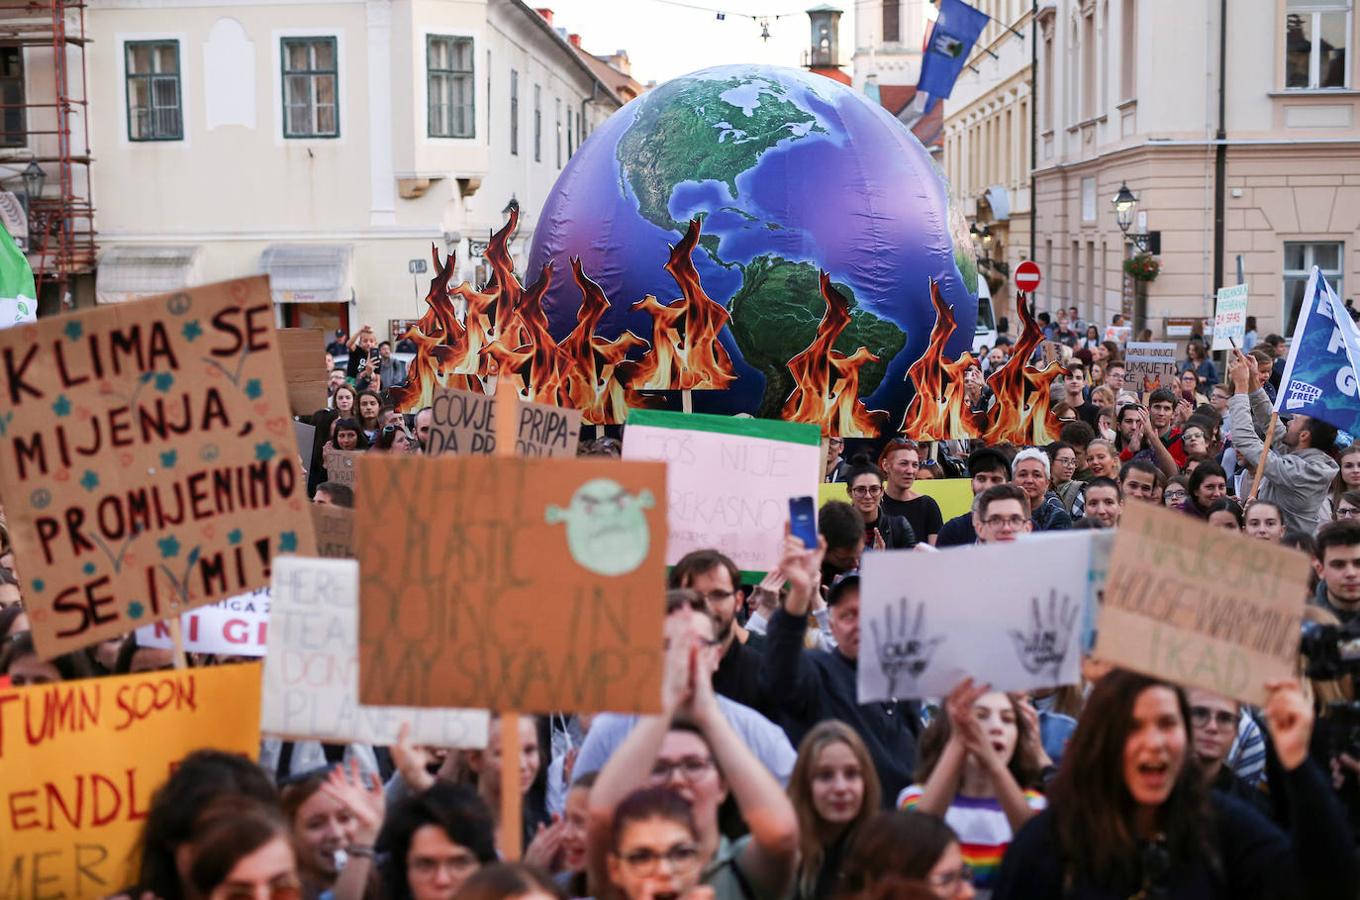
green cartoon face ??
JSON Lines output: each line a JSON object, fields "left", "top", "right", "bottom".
{"left": 545, "top": 478, "right": 655, "bottom": 576}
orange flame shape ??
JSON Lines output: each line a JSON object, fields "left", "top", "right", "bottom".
{"left": 782, "top": 272, "right": 889, "bottom": 437}
{"left": 900, "top": 288, "right": 1065, "bottom": 445}
{"left": 629, "top": 220, "right": 739, "bottom": 391}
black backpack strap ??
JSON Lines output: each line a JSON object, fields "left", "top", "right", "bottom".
{"left": 275, "top": 741, "right": 295, "bottom": 781}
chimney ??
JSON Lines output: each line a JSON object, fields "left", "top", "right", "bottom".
{"left": 568, "top": 33, "right": 581, "bottom": 48}
{"left": 535, "top": 7, "right": 553, "bottom": 25}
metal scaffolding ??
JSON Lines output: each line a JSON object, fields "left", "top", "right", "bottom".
{"left": 0, "top": 0, "right": 94, "bottom": 305}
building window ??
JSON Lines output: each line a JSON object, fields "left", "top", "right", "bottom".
{"left": 555, "top": 97, "right": 562, "bottom": 168}
{"left": 1286, "top": 0, "right": 1350, "bottom": 89}
{"left": 1081, "top": 11, "right": 1096, "bottom": 118}
{"left": 1284, "top": 241, "right": 1344, "bottom": 332}
{"left": 510, "top": 69, "right": 519, "bottom": 155}
{"left": 125, "top": 40, "right": 182, "bottom": 141}
{"left": 1120, "top": 0, "right": 1137, "bottom": 99}
{"left": 282, "top": 37, "right": 338, "bottom": 138}
{"left": 533, "top": 83, "right": 541, "bottom": 162}
{"left": 0, "top": 47, "right": 23, "bottom": 147}
{"left": 883, "top": 0, "right": 900, "bottom": 43}
{"left": 1042, "top": 34, "right": 1053, "bottom": 130}
{"left": 427, "top": 35, "right": 474, "bottom": 138}
{"left": 567, "top": 102, "right": 574, "bottom": 158}
{"left": 1081, "top": 177, "right": 1096, "bottom": 222}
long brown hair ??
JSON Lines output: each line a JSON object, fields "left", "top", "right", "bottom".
{"left": 787, "top": 722, "right": 881, "bottom": 898}
{"left": 1331, "top": 446, "right": 1360, "bottom": 512}
{"left": 914, "top": 692, "right": 1044, "bottom": 789}
{"left": 839, "top": 810, "right": 959, "bottom": 895}
{"left": 1048, "top": 670, "right": 1216, "bottom": 889}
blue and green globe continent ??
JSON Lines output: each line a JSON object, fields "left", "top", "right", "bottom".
{"left": 530, "top": 64, "right": 978, "bottom": 424}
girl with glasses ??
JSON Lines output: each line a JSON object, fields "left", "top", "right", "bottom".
{"left": 1321, "top": 445, "right": 1360, "bottom": 523}
{"left": 606, "top": 787, "right": 705, "bottom": 900}
{"left": 845, "top": 457, "right": 918, "bottom": 550}
{"left": 1335, "top": 489, "right": 1360, "bottom": 522}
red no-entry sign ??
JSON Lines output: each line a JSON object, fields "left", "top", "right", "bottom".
{"left": 1014, "top": 260, "right": 1041, "bottom": 293}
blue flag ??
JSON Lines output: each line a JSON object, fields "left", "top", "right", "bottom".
{"left": 1274, "top": 266, "right": 1360, "bottom": 435}
{"left": 917, "top": 0, "right": 989, "bottom": 102}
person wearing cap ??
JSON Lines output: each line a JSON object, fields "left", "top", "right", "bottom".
{"left": 1012, "top": 447, "right": 1072, "bottom": 532}
{"left": 764, "top": 534, "right": 923, "bottom": 808}
{"left": 937, "top": 448, "right": 1012, "bottom": 547}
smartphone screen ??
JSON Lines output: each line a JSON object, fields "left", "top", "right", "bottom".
{"left": 789, "top": 496, "right": 818, "bottom": 551}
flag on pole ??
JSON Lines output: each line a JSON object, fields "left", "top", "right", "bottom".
{"left": 1274, "top": 266, "right": 1360, "bottom": 435}
{"left": 0, "top": 225, "right": 35, "bottom": 328}
{"left": 916, "top": 0, "right": 989, "bottom": 107}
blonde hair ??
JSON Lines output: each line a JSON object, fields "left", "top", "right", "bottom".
{"left": 788, "top": 722, "right": 881, "bottom": 898}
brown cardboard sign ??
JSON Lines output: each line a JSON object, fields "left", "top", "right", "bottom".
{"left": 425, "top": 386, "right": 582, "bottom": 458}
{"left": 278, "top": 327, "right": 328, "bottom": 415}
{"left": 355, "top": 454, "right": 667, "bottom": 713}
{"left": 1094, "top": 501, "right": 1310, "bottom": 704}
{"left": 311, "top": 503, "right": 354, "bottom": 558}
{"left": 323, "top": 446, "right": 361, "bottom": 487}
{"left": 0, "top": 277, "right": 316, "bottom": 656}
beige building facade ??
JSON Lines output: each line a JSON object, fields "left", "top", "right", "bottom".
{"left": 84, "top": 0, "right": 626, "bottom": 335}
{"left": 1034, "top": 0, "right": 1360, "bottom": 338}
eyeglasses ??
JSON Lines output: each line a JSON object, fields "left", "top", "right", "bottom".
{"left": 648, "top": 756, "right": 715, "bottom": 783}
{"left": 1058, "top": 415, "right": 1078, "bottom": 423}
{"left": 1339, "top": 506, "right": 1360, "bottom": 519}
{"left": 1163, "top": 490, "right": 1187, "bottom": 502}
{"left": 928, "top": 864, "right": 975, "bottom": 895}
{"left": 1189, "top": 706, "right": 1238, "bottom": 729}
{"left": 410, "top": 854, "right": 481, "bottom": 879}
{"left": 982, "top": 515, "right": 1027, "bottom": 529}
{"left": 696, "top": 589, "right": 735, "bottom": 604}
{"left": 618, "top": 843, "right": 702, "bottom": 875}
{"left": 850, "top": 485, "right": 884, "bottom": 497}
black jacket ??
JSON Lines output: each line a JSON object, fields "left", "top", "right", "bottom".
{"left": 764, "top": 608, "right": 920, "bottom": 808}
{"left": 711, "top": 636, "right": 776, "bottom": 719}
{"left": 866, "top": 512, "right": 917, "bottom": 549}
{"left": 993, "top": 761, "right": 1357, "bottom": 900}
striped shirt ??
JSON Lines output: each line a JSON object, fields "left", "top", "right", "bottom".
{"left": 898, "top": 785, "right": 1047, "bottom": 890}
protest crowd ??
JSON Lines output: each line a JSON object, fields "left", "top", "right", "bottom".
{"left": 7, "top": 295, "right": 1360, "bottom": 900}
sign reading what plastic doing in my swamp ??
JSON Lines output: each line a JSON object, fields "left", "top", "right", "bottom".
{"left": 136, "top": 587, "right": 270, "bottom": 656}
{"left": 859, "top": 539, "right": 1086, "bottom": 701}
{"left": 0, "top": 663, "right": 263, "bottom": 899}
{"left": 354, "top": 454, "right": 668, "bottom": 714}
{"left": 0, "top": 277, "right": 315, "bottom": 657}
{"left": 622, "top": 409, "right": 821, "bottom": 577}
{"left": 261, "top": 556, "right": 487, "bottom": 747}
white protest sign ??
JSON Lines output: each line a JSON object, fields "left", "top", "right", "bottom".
{"left": 260, "top": 556, "right": 488, "bottom": 747}
{"left": 1019, "top": 529, "right": 1114, "bottom": 653}
{"left": 622, "top": 409, "right": 821, "bottom": 576}
{"left": 1125, "top": 341, "right": 1179, "bottom": 392}
{"left": 859, "top": 540, "right": 1086, "bottom": 700}
{"left": 137, "top": 589, "right": 271, "bottom": 657}
{"left": 1212, "top": 283, "right": 1249, "bottom": 351}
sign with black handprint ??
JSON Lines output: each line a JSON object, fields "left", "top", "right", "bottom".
{"left": 859, "top": 537, "right": 1088, "bottom": 702}
{"left": 1009, "top": 590, "right": 1080, "bottom": 679}
{"left": 869, "top": 596, "right": 946, "bottom": 698}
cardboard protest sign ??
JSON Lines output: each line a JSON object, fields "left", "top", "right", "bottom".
{"left": 1104, "top": 324, "right": 1133, "bottom": 346}
{"left": 623, "top": 409, "right": 821, "bottom": 577}
{"left": 425, "top": 386, "right": 582, "bottom": 457}
{"left": 1125, "top": 342, "right": 1179, "bottom": 392}
{"left": 0, "top": 277, "right": 316, "bottom": 657}
{"left": 355, "top": 455, "right": 667, "bottom": 712}
{"left": 819, "top": 478, "right": 973, "bottom": 522}
{"left": 323, "top": 445, "right": 361, "bottom": 486}
{"left": 261, "top": 556, "right": 487, "bottom": 746}
{"left": 312, "top": 503, "right": 355, "bottom": 558}
{"left": 0, "top": 663, "right": 262, "bottom": 898}
{"left": 1274, "top": 266, "right": 1360, "bottom": 435}
{"left": 294, "top": 421, "right": 316, "bottom": 478}
{"left": 1212, "top": 284, "right": 1249, "bottom": 351}
{"left": 859, "top": 539, "right": 1086, "bottom": 700}
{"left": 1094, "top": 501, "right": 1309, "bottom": 704}
{"left": 277, "top": 327, "right": 328, "bottom": 415}
{"left": 136, "top": 587, "right": 270, "bottom": 656}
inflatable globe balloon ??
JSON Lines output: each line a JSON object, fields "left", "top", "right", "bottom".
{"left": 528, "top": 63, "right": 978, "bottom": 436}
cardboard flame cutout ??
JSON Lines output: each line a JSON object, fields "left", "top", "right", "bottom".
{"left": 781, "top": 272, "right": 890, "bottom": 437}
{"left": 901, "top": 287, "right": 1066, "bottom": 445}
{"left": 391, "top": 206, "right": 738, "bottom": 424}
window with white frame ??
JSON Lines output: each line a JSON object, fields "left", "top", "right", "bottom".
{"left": 427, "top": 35, "right": 474, "bottom": 138}
{"left": 533, "top": 83, "right": 541, "bottom": 162}
{"left": 1082, "top": 177, "right": 1096, "bottom": 222}
{"left": 510, "top": 69, "right": 519, "bottom": 155}
{"left": 1285, "top": 0, "right": 1350, "bottom": 89}
{"left": 1283, "top": 241, "right": 1344, "bottom": 333}
{"left": 282, "top": 37, "right": 338, "bottom": 138}
{"left": 126, "top": 40, "right": 182, "bottom": 141}
{"left": 555, "top": 96, "right": 562, "bottom": 168}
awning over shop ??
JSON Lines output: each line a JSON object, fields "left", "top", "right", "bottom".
{"left": 984, "top": 185, "right": 1011, "bottom": 222}
{"left": 261, "top": 243, "right": 355, "bottom": 303}
{"left": 96, "top": 244, "right": 203, "bottom": 304}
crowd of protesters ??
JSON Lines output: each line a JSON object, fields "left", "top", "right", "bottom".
{"left": 2, "top": 318, "right": 1360, "bottom": 900}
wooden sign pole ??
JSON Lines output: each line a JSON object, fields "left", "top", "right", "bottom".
{"left": 167, "top": 617, "right": 189, "bottom": 670}
{"left": 1246, "top": 411, "right": 1279, "bottom": 503}
{"left": 682, "top": 388, "right": 693, "bottom": 415}
{"left": 493, "top": 375, "right": 524, "bottom": 860}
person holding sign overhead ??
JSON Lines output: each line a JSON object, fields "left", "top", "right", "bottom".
{"left": 992, "top": 671, "right": 1357, "bottom": 899}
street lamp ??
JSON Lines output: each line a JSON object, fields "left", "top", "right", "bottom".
{"left": 21, "top": 160, "right": 44, "bottom": 200}
{"left": 1111, "top": 181, "right": 1153, "bottom": 252}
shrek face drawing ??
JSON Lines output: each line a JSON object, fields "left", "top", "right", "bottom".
{"left": 546, "top": 478, "right": 654, "bottom": 576}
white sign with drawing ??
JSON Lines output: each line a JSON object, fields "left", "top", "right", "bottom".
{"left": 858, "top": 539, "right": 1087, "bottom": 701}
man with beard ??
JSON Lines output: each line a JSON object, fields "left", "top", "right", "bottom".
{"left": 668, "top": 549, "right": 774, "bottom": 718}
